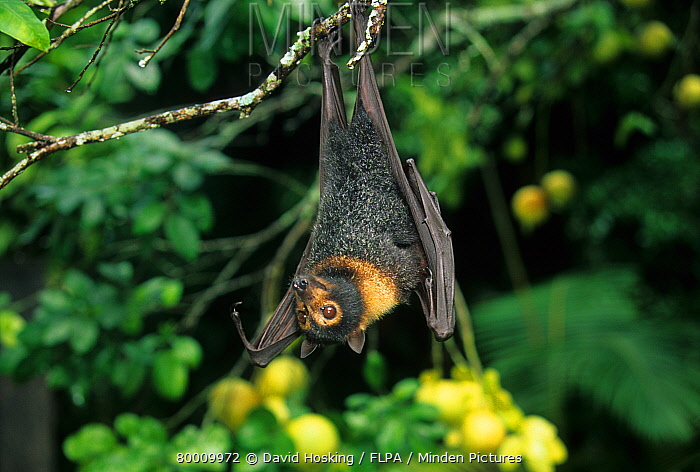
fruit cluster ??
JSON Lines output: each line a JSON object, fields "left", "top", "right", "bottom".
{"left": 595, "top": 1, "right": 700, "bottom": 110}
{"left": 511, "top": 170, "right": 577, "bottom": 231}
{"left": 208, "top": 358, "right": 566, "bottom": 472}
{"left": 416, "top": 366, "right": 567, "bottom": 472}
{"left": 209, "top": 356, "right": 340, "bottom": 457}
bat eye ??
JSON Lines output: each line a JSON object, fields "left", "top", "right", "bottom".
{"left": 321, "top": 305, "right": 336, "bottom": 319}
{"left": 297, "top": 310, "right": 308, "bottom": 324}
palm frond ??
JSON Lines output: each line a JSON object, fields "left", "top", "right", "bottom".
{"left": 472, "top": 267, "right": 700, "bottom": 442}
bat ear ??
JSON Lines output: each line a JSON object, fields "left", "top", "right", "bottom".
{"left": 346, "top": 329, "right": 365, "bottom": 354}
{"left": 300, "top": 340, "right": 318, "bottom": 358}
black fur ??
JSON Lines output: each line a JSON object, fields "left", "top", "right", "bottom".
{"left": 306, "top": 103, "right": 422, "bottom": 300}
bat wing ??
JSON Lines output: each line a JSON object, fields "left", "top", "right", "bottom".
{"left": 404, "top": 159, "right": 455, "bottom": 341}
{"left": 232, "top": 32, "right": 349, "bottom": 367}
{"left": 231, "top": 239, "right": 310, "bottom": 367}
{"left": 318, "top": 30, "right": 348, "bottom": 193}
{"left": 352, "top": 6, "right": 455, "bottom": 340}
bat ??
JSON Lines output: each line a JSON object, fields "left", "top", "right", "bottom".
{"left": 232, "top": 4, "right": 454, "bottom": 367}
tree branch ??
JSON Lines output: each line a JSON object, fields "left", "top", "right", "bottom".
{"left": 1, "top": 1, "right": 376, "bottom": 191}
{"left": 136, "top": 0, "right": 191, "bottom": 68}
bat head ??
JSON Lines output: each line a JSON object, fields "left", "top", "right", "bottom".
{"left": 292, "top": 274, "right": 366, "bottom": 355}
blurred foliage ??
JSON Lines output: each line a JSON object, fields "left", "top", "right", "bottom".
{"left": 473, "top": 267, "right": 700, "bottom": 443}
{"left": 1, "top": 0, "right": 700, "bottom": 471}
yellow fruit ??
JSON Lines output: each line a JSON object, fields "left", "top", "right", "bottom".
{"left": 502, "top": 136, "right": 527, "bottom": 163}
{"left": 419, "top": 369, "right": 441, "bottom": 384}
{"left": 450, "top": 364, "right": 476, "bottom": 382}
{"left": 286, "top": 414, "right": 340, "bottom": 456}
{"left": 497, "top": 435, "right": 525, "bottom": 472}
{"left": 461, "top": 410, "right": 507, "bottom": 452}
{"left": 263, "top": 395, "right": 291, "bottom": 424}
{"left": 522, "top": 415, "right": 557, "bottom": 440}
{"left": 511, "top": 185, "right": 549, "bottom": 229}
{"left": 540, "top": 170, "right": 577, "bottom": 209}
{"left": 444, "top": 428, "right": 463, "bottom": 448}
{"left": 254, "top": 356, "right": 309, "bottom": 398}
{"left": 521, "top": 415, "right": 557, "bottom": 441}
{"left": 674, "top": 74, "right": 700, "bottom": 110}
{"left": 209, "top": 378, "right": 261, "bottom": 431}
{"left": 619, "top": 0, "right": 652, "bottom": 8}
{"left": 416, "top": 379, "right": 486, "bottom": 425}
{"left": 637, "top": 21, "right": 674, "bottom": 58}
{"left": 520, "top": 416, "right": 568, "bottom": 471}
{"left": 499, "top": 406, "right": 525, "bottom": 431}
{"left": 481, "top": 368, "right": 502, "bottom": 392}
{"left": 592, "top": 31, "right": 623, "bottom": 64}
{"left": 548, "top": 437, "right": 568, "bottom": 464}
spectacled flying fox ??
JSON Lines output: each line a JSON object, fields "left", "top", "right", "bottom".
{"left": 233, "top": 3, "right": 455, "bottom": 367}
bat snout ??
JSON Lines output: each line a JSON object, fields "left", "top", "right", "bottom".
{"left": 293, "top": 277, "right": 309, "bottom": 294}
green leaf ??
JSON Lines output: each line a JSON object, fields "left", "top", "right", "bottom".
{"left": 0, "top": 220, "right": 18, "bottom": 256}
{"left": 171, "top": 336, "right": 202, "bottom": 368}
{"left": 0, "top": 0, "right": 50, "bottom": 51}
{"left": 80, "top": 198, "right": 106, "bottom": 228}
{"left": 614, "top": 112, "right": 657, "bottom": 148}
{"left": 391, "top": 378, "right": 419, "bottom": 401}
{"left": 237, "top": 408, "right": 295, "bottom": 455}
{"left": 172, "top": 162, "right": 203, "bottom": 191}
{"left": 191, "top": 150, "right": 229, "bottom": 173}
{"left": 114, "top": 413, "right": 140, "bottom": 437}
{"left": 130, "top": 18, "right": 160, "bottom": 44}
{"left": 124, "top": 60, "right": 161, "bottom": 93}
{"left": 124, "top": 278, "right": 173, "bottom": 333}
{"left": 152, "top": 351, "right": 188, "bottom": 401}
{"left": 64, "top": 269, "right": 95, "bottom": 295}
{"left": 69, "top": 319, "right": 99, "bottom": 354}
{"left": 98, "top": 261, "right": 134, "bottom": 284}
{"left": 115, "top": 414, "right": 167, "bottom": 446}
{"left": 63, "top": 423, "right": 118, "bottom": 462}
{"left": 177, "top": 194, "right": 214, "bottom": 232}
{"left": 47, "top": 364, "right": 71, "bottom": 388}
{"left": 27, "top": 0, "right": 55, "bottom": 6}
{"left": 160, "top": 279, "right": 183, "bottom": 307}
{"left": 0, "top": 309, "right": 25, "bottom": 347}
{"left": 0, "top": 340, "right": 27, "bottom": 374}
{"left": 39, "top": 289, "right": 73, "bottom": 314}
{"left": 130, "top": 277, "right": 172, "bottom": 310}
{"left": 132, "top": 200, "right": 167, "bottom": 235}
{"left": 362, "top": 350, "right": 387, "bottom": 392}
{"left": 187, "top": 46, "right": 217, "bottom": 92}
{"left": 170, "top": 424, "right": 232, "bottom": 471}
{"left": 43, "top": 318, "right": 76, "bottom": 346}
{"left": 164, "top": 214, "right": 200, "bottom": 260}
{"left": 111, "top": 359, "right": 146, "bottom": 397}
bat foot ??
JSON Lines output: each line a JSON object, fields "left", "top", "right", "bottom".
{"left": 432, "top": 329, "right": 453, "bottom": 342}
{"left": 229, "top": 301, "right": 242, "bottom": 320}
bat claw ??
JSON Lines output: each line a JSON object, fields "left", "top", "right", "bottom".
{"left": 229, "top": 301, "right": 242, "bottom": 320}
